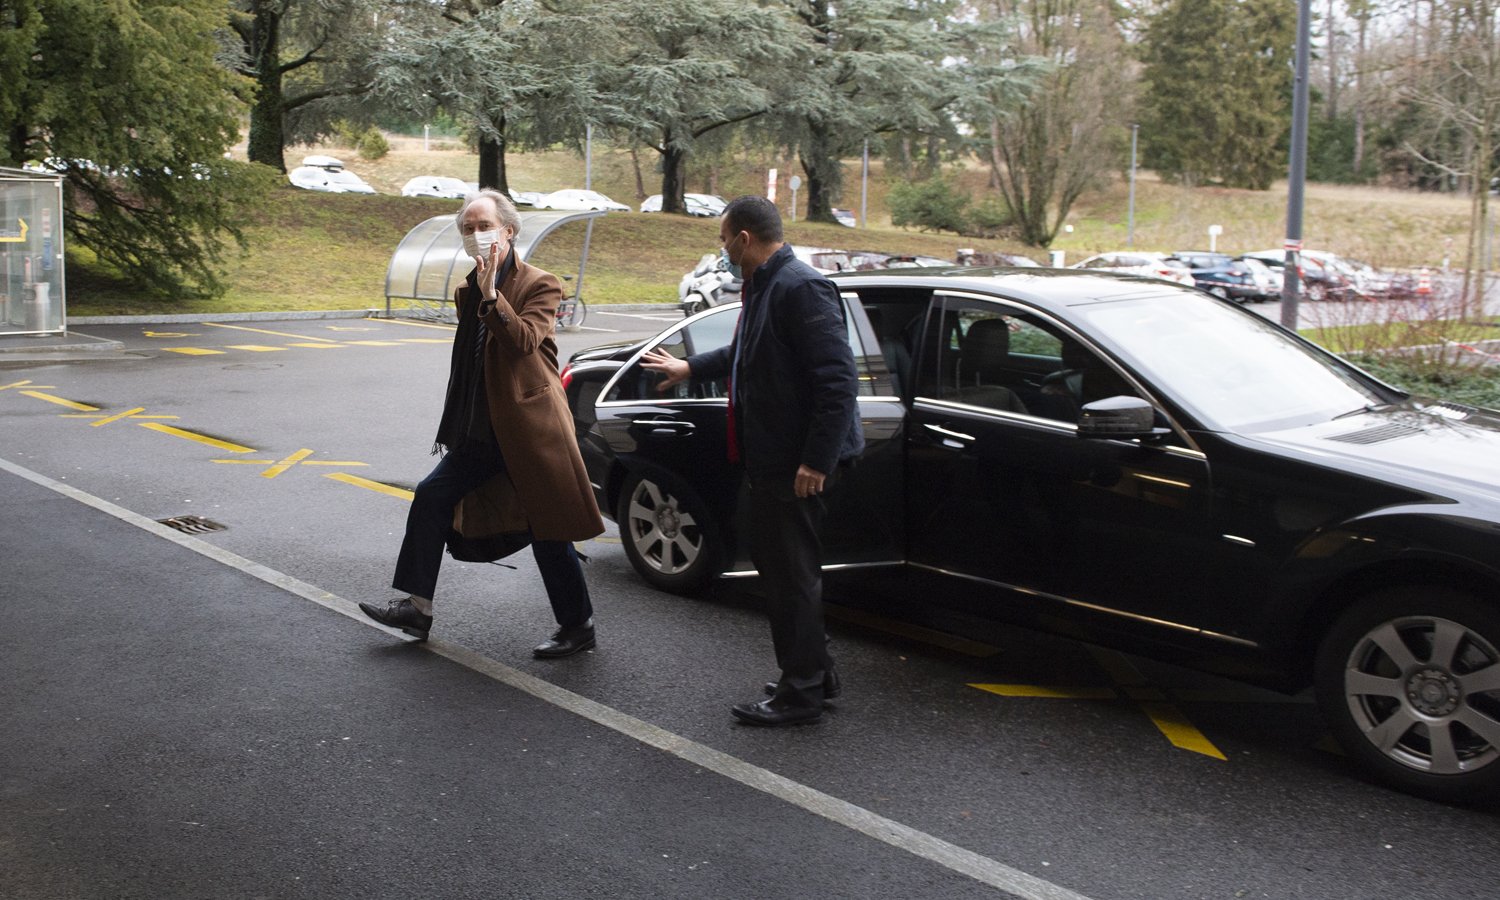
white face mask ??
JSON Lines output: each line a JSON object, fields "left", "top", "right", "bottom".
{"left": 462, "top": 229, "right": 502, "bottom": 260}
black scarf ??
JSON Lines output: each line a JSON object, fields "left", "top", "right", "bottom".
{"left": 433, "top": 249, "right": 516, "bottom": 455}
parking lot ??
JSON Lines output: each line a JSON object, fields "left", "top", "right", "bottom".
{"left": 3, "top": 312, "right": 1498, "bottom": 899}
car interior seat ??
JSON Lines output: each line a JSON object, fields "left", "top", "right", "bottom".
{"left": 955, "top": 318, "right": 1026, "bottom": 413}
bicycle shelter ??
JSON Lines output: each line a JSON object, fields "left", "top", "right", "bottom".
{"left": 0, "top": 166, "right": 66, "bottom": 336}
{"left": 384, "top": 208, "right": 604, "bottom": 323}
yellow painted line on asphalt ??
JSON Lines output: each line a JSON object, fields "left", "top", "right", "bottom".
{"left": 376, "top": 317, "right": 455, "bottom": 331}
{"left": 2, "top": 380, "right": 53, "bottom": 391}
{"left": 398, "top": 338, "right": 454, "bottom": 344}
{"left": 87, "top": 407, "right": 147, "bottom": 427}
{"left": 260, "top": 448, "right": 314, "bottom": 478}
{"left": 593, "top": 536, "right": 623, "bottom": 544}
{"left": 1138, "top": 702, "right": 1228, "bottom": 760}
{"left": 970, "top": 684, "right": 1119, "bottom": 700}
{"left": 324, "top": 471, "right": 414, "bottom": 500}
{"left": 824, "top": 603, "right": 1002, "bottom": 657}
{"left": 343, "top": 340, "right": 403, "bottom": 346}
{"left": 138, "top": 423, "right": 255, "bottom": 453}
{"left": 20, "top": 391, "right": 98, "bottom": 411}
{"left": 202, "top": 321, "right": 340, "bottom": 343}
{"left": 226, "top": 345, "right": 286, "bottom": 353}
{"left": 163, "top": 347, "right": 225, "bottom": 356}
{"left": 288, "top": 342, "right": 346, "bottom": 349}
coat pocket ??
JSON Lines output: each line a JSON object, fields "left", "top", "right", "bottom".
{"left": 520, "top": 383, "right": 552, "bottom": 401}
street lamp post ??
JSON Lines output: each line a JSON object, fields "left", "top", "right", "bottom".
{"left": 1280, "top": 0, "right": 1313, "bottom": 330}
{"left": 1128, "top": 124, "right": 1139, "bottom": 248}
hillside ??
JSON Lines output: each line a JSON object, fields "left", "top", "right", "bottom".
{"left": 65, "top": 139, "right": 1477, "bottom": 316}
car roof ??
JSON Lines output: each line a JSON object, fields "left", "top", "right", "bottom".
{"left": 828, "top": 267, "right": 1190, "bottom": 311}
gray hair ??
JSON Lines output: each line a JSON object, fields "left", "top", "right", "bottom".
{"left": 459, "top": 189, "right": 522, "bottom": 238}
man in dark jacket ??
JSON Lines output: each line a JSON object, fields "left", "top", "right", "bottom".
{"left": 642, "top": 195, "right": 863, "bottom": 726}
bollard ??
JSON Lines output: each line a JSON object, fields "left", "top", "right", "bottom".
{"left": 1416, "top": 268, "right": 1432, "bottom": 296}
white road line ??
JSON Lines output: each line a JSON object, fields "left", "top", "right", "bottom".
{"left": 1, "top": 454, "right": 1096, "bottom": 900}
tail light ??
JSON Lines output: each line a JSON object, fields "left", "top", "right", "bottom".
{"left": 560, "top": 364, "right": 573, "bottom": 390}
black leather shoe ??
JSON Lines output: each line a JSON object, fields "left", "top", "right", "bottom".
{"left": 533, "top": 620, "right": 595, "bottom": 658}
{"left": 358, "top": 597, "right": 432, "bottom": 640}
{"left": 731, "top": 697, "right": 823, "bottom": 727}
{"left": 763, "top": 669, "right": 842, "bottom": 701}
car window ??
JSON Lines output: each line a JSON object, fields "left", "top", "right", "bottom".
{"left": 915, "top": 296, "right": 1139, "bottom": 424}
{"left": 603, "top": 298, "right": 883, "bottom": 402}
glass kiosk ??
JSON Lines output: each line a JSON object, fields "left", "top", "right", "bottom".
{"left": 0, "top": 166, "right": 66, "bottom": 336}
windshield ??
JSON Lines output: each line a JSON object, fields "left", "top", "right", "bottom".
{"left": 1079, "top": 292, "right": 1390, "bottom": 432}
{"left": 327, "top": 170, "right": 367, "bottom": 185}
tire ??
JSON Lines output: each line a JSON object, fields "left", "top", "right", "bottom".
{"left": 1209, "top": 286, "right": 1230, "bottom": 300}
{"left": 685, "top": 296, "right": 710, "bottom": 316}
{"left": 616, "top": 472, "right": 722, "bottom": 595}
{"left": 556, "top": 297, "right": 587, "bottom": 330}
{"left": 1306, "top": 282, "right": 1327, "bottom": 302}
{"left": 1314, "top": 586, "right": 1500, "bottom": 803}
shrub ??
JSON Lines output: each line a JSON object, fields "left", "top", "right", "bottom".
{"left": 357, "top": 127, "right": 390, "bottom": 161}
{"left": 889, "top": 177, "right": 970, "bottom": 234}
{"left": 966, "top": 196, "right": 1015, "bottom": 238}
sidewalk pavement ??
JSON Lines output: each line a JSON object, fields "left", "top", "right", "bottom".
{"left": 0, "top": 461, "right": 996, "bottom": 900}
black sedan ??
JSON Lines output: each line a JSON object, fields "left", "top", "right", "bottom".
{"left": 1170, "top": 250, "right": 1276, "bottom": 302}
{"left": 562, "top": 268, "right": 1500, "bottom": 803}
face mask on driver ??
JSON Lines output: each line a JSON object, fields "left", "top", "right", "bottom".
{"left": 462, "top": 229, "right": 502, "bottom": 260}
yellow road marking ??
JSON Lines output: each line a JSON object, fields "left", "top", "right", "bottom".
{"left": 593, "top": 536, "right": 623, "bottom": 544}
{"left": 1138, "top": 702, "right": 1228, "bottom": 760}
{"left": 143, "top": 331, "right": 197, "bottom": 338}
{"left": 88, "top": 407, "right": 147, "bottom": 427}
{"left": 287, "top": 343, "right": 345, "bottom": 349}
{"left": 2, "top": 380, "right": 53, "bottom": 391}
{"left": 21, "top": 391, "right": 98, "bottom": 411}
{"left": 164, "top": 347, "right": 225, "bottom": 356}
{"left": 226, "top": 345, "right": 286, "bottom": 352}
{"left": 824, "top": 604, "right": 1002, "bottom": 657}
{"left": 255, "top": 448, "right": 311, "bottom": 478}
{"left": 203, "top": 322, "right": 339, "bottom": 343}
{"left": 139, "top": 423, "right": 255, "bottom": 453}
{"left": 324, "top": 472, "right": 413, "bottom": 500}
{"left": 970, "top": 684, "right": 1118, "bottom": 700}
{"left": 343, "top": 340, "right": 403, "bottom": 346}
{"left": 399, "top": 338, "right": 454, "bottom": 344}
{"left": 375, "top": 317, "right": 455, "bottom": 331}
{"left": 326, "top": 325, "right": 376, "bottom": 331}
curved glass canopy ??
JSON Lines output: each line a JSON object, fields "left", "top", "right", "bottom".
{"left": 384, "top": 208, "right": 604, "bottom": 319}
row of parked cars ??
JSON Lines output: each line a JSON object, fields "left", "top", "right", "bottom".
{"left": 1071, "top": 249, "right": 1413, "bottom": 302}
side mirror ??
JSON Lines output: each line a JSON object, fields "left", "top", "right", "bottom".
{"left": 1077, "top": 396, "right": 1171, "bottom": 441}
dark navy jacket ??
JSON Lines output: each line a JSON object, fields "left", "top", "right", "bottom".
{"left": 686, "top": 244, "right": 864, "bottom": 476}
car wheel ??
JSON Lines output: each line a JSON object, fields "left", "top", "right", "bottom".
{"left": 1314, "top": 586, "right": 1500, "bottom": 803}
{"left": 1306, "top": 282, "right": 1327, "bottom": 302}
{"left": 617, "top": 472, "right": 721, "bottom": 595}
{"left": 1208, "top": 286, "right": 1230, "bottom": 300}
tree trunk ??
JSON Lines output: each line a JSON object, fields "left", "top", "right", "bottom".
{"left": 661, "top": 136, "right": 686, "bottom": 215}
{"left": 477, "top": 115, "right": 507, "bottom": 193}
{"left": 800, "top": 124, "right": 838, "bottom": 224}
{"left": 246, "top": 3, "right": 286, "bottom": 173}
{"left": 1326, "top": 0, "right": 1338, "bottom": 120}
{"left": 1353, "top": 10, "right": 1366, "bottom": 174}
{"left": 629, "top": 146, "right": 646, "bottom": 201}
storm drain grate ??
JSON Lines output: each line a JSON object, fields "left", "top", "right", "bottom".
{"left": 157, "top": 515, "right": 227, "bottom": 535}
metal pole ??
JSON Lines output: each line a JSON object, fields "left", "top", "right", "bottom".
{"left": 424, "top": 124, "right": 430, "bottom": 153}
{"left": 584, "top": 123, "right": 593, "bottom": 191}
{"left": 1280, "top": 0, "right": 1313, "bottom": 331}
{"left": 1128, "top": 124, "right": 1138, "bottom": 248}
{"left": 861, "top": 139, "right": 869, "bottom": 228}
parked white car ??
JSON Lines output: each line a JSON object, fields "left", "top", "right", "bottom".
{"left": 533, "top": 189, "right": 630, "bottom": 212}
{"left": 640, "top": 193, "right": 726, "bottom": 217}
{"left": 1070, "top": 251, "right": 1196, "bottom": 287}
{"left": 401, "top": 176, "right": 473, "bottom": 199}
{"left": 288, "top": 156, "right": 376, "bottom": 194}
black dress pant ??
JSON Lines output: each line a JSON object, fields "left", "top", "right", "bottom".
{"left": 392, "top": 441, "right": 592, "bottom": 628}
{"left": 748, "top": 468, "right": 837, "bottom": 709}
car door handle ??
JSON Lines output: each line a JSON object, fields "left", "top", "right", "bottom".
{"left": 632, "top": 417, "right": 696, "bottom": 435}
{"left": 924, "top": 423, "right": 974, "bottom": 447}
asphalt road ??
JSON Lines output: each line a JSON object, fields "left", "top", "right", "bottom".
{"left": 3, "top": 310, "right": 1498, "bottom": 900}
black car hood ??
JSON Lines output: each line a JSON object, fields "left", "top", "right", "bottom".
{"left": 1241, "top": 400, "right": 1500, "bottom": 506}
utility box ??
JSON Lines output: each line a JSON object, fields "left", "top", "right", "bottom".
{"left": 0, "top": 166, "right": 66, "bottom": 336}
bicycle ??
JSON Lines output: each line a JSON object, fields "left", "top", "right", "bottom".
{"left": 555, "top": 294, "right": 587, "bottom": 331}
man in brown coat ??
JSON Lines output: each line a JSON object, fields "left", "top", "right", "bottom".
{"left": 359, "top": 190, "right": 605, "bottom": 656}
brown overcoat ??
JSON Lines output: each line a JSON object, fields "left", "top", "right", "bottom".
{"left": 449, "top": 257, "right": 604, "bottom": 545}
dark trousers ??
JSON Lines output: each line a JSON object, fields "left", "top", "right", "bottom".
{"left": 392, "top": 442, "right": 592, "bottom": 628}
{"left": 748, "top": 469, "right": 837, "bottom": 709}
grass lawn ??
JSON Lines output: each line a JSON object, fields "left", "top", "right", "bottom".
{"left": 67, "top": 139, "right": 1482, "bottom": 318}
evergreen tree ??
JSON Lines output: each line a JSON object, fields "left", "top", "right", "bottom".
{"left": 2, "top": 0, "right": 277, "bottom": 300}
{"left": 1139, "top": 0, "right": 1295, "bottom": 189}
